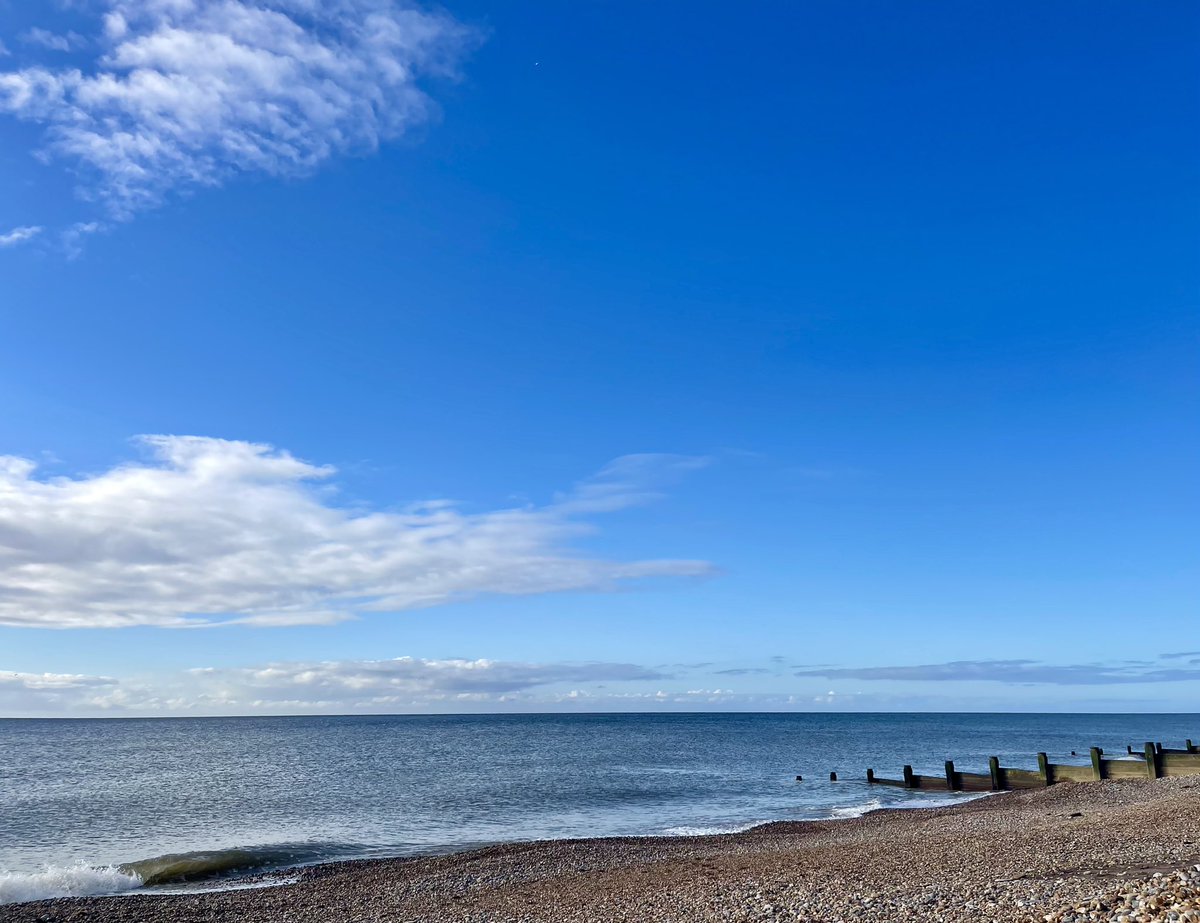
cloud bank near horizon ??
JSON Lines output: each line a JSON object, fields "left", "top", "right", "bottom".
{"left": 0, "top": 656, "right": 753, "bottom": 716}
{"left": 0, "top": 0, "right": 478, "bottom": 230}
{"left": 0, "top": 436, "right": 712, "bottom": 629}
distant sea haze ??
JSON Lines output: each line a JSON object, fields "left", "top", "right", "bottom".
{"left": 2, "top": 713, "right": 1196, "bottom": 904}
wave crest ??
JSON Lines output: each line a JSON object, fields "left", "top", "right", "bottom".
{"left": 0, "top": 864, "right": 142, "bottom": 905}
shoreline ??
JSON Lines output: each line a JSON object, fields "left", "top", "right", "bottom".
{"left": 3, "top": 777, "right": 1199, "bottom": 921}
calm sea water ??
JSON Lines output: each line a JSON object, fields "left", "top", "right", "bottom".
{"left": 2, "top": 712, "right": 1196, "bottom": 903}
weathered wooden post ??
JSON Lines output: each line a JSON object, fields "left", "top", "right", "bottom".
{"left": 866, "top": 768, "right": 875, "bottom": 784}
{"left": 829, "top": 771, "right": 837, "bottom": 781}
{"left": 1156, "top": 742, "right": 1163, "bottom": 755}
{"left": 902, "top": 765, "right": 915, "bottom": 788}
{"left": 1187, "top": 739, "right": 1195, "bottom": 753}
{"left": 1145, "top": 742, "right": 1161, "bottom": 779}
{"left": 1127, "top": 744, "right": 1134, "bottom": 755}
{"left": 1090, "top": 747, "right": 1105, "bottom": 780}
{"left": 944, "top": 760, "right": 957, "bottom": 791}
{"left": 1037, "top": 752, "right": 1051, "bottom": 786}
{"left": 988, "top": 756, "right": 1002, "bottom": 791}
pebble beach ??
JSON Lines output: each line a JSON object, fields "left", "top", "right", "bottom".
{"left": 4, "top": 776, "right": 1198, "bottom": 923}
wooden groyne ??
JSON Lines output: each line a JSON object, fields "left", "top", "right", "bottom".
{"left": 865, "top": 740, "right": 1200, "bottom": 792}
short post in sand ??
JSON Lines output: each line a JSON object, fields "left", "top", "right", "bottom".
{"left": 1090, "top": 747, "right": 1105, "bottom": 781}
{"left": 1037, "top": 752, "right": 1050, "bottom": 786}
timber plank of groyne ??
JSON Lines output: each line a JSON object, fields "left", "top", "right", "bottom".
{"left": 1044, "top": 763, "right": 1092, "bottom": 783}
{"left": 1161, "top": 754, "right": 1200, "bottom": 776}
{"left": 1000, "top": 767, "right": 1045, "bottom": 789}
{"left": 1102, "top": 759, "right": 1151, "bottom": 781}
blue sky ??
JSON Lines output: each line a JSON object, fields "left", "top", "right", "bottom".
{"left": 1, "top": 0, "right": 1197, "bottom": 715}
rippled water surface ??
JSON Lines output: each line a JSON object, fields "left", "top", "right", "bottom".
{"left": 2, "top": 713, "right": 1196, "bottom": 901}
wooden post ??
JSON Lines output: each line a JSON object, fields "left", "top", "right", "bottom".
{"left": 1145, "top": 742, "right": 1160, "bottom": 779}
{"left": 866, "top": 768, "right": 875, "bottom": 784}
{"left": 1090, "top": 747, "right": 1105, "bottom": 780}
{"left": 829, "top": 771, "right": 837, "bottom": 781}
{"left": 1127, "top": 744, "right": 1134, "bottom": 755}
{"left": 1187, "top": 739, "right": 1195, "bottom": 753}
{"left": 1037, "top": 752, "right": 1050, "bottom": 786}
{"left": 902, "top": 765, "right": 915, "bottom": 788}
{"left": 944, "top": 760, "right": 957, "bottom": 791}
{"left": 988, "top": 756, "right": 1002, "bottom": 791}
{"left": 1156, "top": 742, "right": 1163, "bottom": 755}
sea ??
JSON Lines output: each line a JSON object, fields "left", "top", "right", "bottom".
{"left": 2, "top": 712, "right": 1196, "bottom": 904}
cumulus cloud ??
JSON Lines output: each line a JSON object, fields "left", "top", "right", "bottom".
{"left": 0, "top": 0, "right": 479, "bottom": 219}
{"left": 794, "top": 659, "right": 1200, "bottom": 686}
{"left": 0, "top": 226, "right": 43, "bottom": 247}
{"left": 0, "top": 436, "right": 712, "bottom": 629}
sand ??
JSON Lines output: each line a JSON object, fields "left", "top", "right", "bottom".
{"left": 4, "top": 775, "right": 1199, "bottom": 922}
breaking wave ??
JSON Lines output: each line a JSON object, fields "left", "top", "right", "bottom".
{"left": 0, "top": 845, "right": 332, "bottom": 905}
{"left": 0, "top": 864, "right": 142, "bottom": 905}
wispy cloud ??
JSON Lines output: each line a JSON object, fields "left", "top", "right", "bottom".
{"left": 794, "top": 659, "right": 1200, "bottom": 686}
{"left": 20, "top": 28, "right": 87, "bottom": 52}
{"left": 0, "top": 225, "right": 43, "bottom": 247}
{"left": 0, "top": 436, "right": 712, "bottom": 629}
{"left": 0, "top": 0, "right": 479, "bottom": 221}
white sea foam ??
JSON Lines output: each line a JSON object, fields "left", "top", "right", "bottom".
{"left": 152, "top": 875, "right": 300, "bottom": 896}
{"left": 829, "top": 798, "right": 885, "bottom": 818}
{"left": 0, "top": 864, "right": 143, "bottom": 905}
{"left": 661, "top": 822, "right": 762, "bottom": 836}
{"left": 828, "top": 792, "right": 988, "bottom": 820}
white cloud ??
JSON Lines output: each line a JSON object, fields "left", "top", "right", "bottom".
{"left": 0, "top": 225, "right": 43, "bottom": 247}
{"left": 20, "top": 28, "right": 87, "bottom": 52}
{"left": 0, "top": 436, "right": 712, "bottom": 629}
{"left": 0, "top": 670, "right": 122, "bottom": 714}
{"left": 0, "top": 0, "right": 479, "bottom": 219}
{"left": 193, "top": 656, "right": 669, "bottom": 701}
{"left": 61, "top": 220, "right": 106, "bottom": 258}
{"left": 0, "top": 656, "right": 674, "bottom": 715}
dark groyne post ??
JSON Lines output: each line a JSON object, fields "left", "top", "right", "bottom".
{"left": 1090, "top": 747, "right": 1105, "bottom": 780}
{"left": 866, "top": 768, "right": 875, "bottom": 784}
{"left": 944, "top": 760, "right": 957, "bottom": 791}
{"left": 1145, "top": 742, "right": 1161, "bottom": 779}
{"left": 1037, "top": 752, "right": 1050, "bottom": 786}
{"left": 830, "top": 771, "right": 838, "bottom": 781}
{"left": 988, "top": 756, "right": 1002, "bottom": 791}
{"left": 902, "top": 765, "right": 915, "bottom": 788}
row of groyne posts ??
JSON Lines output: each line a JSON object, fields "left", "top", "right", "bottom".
{"left": 859, "top": 740, "right": 1200, "bottom": 792}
